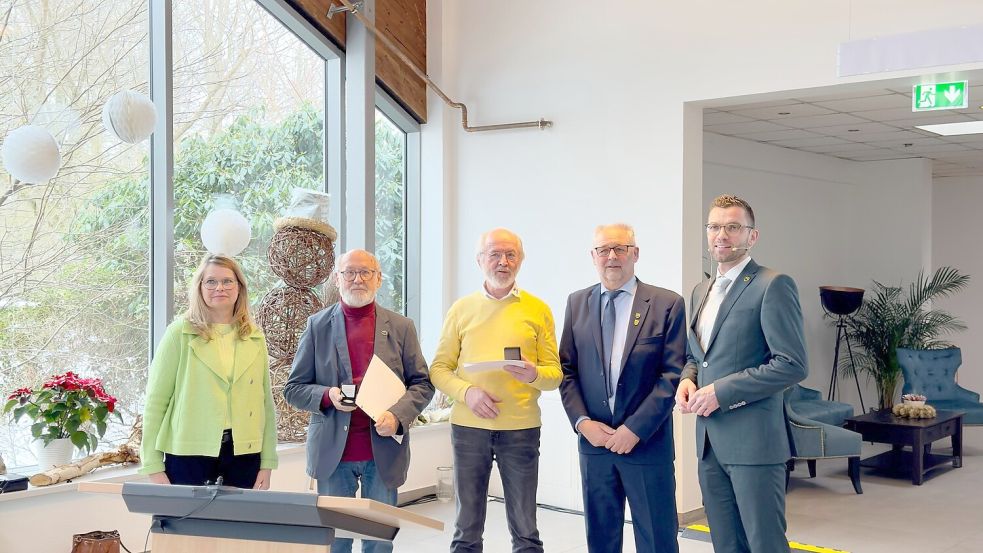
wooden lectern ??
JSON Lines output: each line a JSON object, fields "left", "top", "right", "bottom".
{"left": 79, "top": 482, "right": 443, "bottom": 553}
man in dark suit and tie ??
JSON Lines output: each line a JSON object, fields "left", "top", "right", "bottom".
{"left": 559, "top": 223, "right": 687, "bottom": 553}
{"left": 676, "top": 195, "right": 807, "bottom": 553}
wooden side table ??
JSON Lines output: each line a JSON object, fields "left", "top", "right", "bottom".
{"left": 844, "top": 409, "right": 963, "bottom": 485}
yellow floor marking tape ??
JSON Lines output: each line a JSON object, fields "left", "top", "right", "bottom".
{"left": 683, "top": 524, "right": 850, "bottom": 553}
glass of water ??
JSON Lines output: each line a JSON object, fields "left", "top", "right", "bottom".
{"left": 436, "top": 466, "right": 454, "bottom": 503}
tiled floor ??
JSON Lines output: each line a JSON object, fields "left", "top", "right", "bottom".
{"left": 386, "top": 426, "right": 983, "bottom": 552}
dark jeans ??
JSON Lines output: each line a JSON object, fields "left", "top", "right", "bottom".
{"left": 164, "top": 429, "right": 260, "bottom": 488}
{"left": 317, "top": 460, "right": 397, "bottom": 553}
{"left": 450, "top": 424, "right": 543, "bottom": 553}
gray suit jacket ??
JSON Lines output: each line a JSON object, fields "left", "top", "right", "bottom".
{"left": 559, "top": 280, "right": 686, "bottom": 464}
{"left": 283, "top": 303, "right": 434, "bottom": 488}
{"left": 681, "top": 259, "right": 807, "bottom": 465}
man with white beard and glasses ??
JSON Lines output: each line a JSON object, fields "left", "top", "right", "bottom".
{"left": 431, "top": 228, "right": 562, "bottom": 553}
{"left": 285, "top": 249, "right": 434, "bottom": 553}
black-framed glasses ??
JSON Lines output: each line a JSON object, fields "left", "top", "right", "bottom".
{"left": 339, "top": 269, "right": 377, "bottom": 282}
{"left": 203, "top": 278, "right": 238, "bottom": 290}
{"left": 705, "top": 223, "right": 753, "bottom": 235}
{"left": 593, "top": 245, "right": 635, "bottom": 257}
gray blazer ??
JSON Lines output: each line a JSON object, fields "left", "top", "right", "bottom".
{"left": 681, "top": 259, "right": 807, "bottom": 465}
{"left": 283, "top": 303, "right": 434, "bottom": 488}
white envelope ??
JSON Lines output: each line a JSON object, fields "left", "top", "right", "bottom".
{"left": 462, "top": 360, "right": 525, "bottom": 373}
{"left": 355, "top": 355, "right": 407, "bottom": 442}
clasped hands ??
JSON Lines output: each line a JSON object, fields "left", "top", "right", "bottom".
{"left": 675, "top": 379, "right": 720, "bottom": 416}
{"left": 577, "top": 420, "right": 640, "bottom": 455}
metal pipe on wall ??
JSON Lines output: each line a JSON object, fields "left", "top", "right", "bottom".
{"left": 330, "top": 0, "right": 553, "bottom": 132}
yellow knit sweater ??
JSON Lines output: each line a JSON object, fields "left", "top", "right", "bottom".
{"left": 430, "top": 289, "right": 561, "bottom": 430}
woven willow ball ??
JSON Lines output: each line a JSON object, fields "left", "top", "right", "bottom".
{"left": 256, "top": 286, "right": 323, "bottom": 359}
{"left": 268, "top": 226, "right": 336, "bottom": 288}
{"left": 269, "top": 356, "right": 309, "bottom": 443}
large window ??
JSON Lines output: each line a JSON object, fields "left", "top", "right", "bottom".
{"left": 0, "top": 0, "right": 151, "bottom": 466}
{"left": 374, "top": 109, "right": 406, "bottom": 313}
{"left": 170, "top": 0, "right": 326, "bottom": 313}
{"left": 0, "top": 0, "right": 421, "bottom": 468}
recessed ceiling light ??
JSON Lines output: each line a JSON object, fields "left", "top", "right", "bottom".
{"left": 915, "top": 121, "right": 983, "bottom": 136}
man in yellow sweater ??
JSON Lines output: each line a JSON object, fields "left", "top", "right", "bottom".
{"left": 431, "top": 227, "right": 562, "bottom": 553}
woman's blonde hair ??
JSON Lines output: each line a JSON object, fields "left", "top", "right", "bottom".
{"left": 185, "top": 254, "right": 256, "bottom": 340}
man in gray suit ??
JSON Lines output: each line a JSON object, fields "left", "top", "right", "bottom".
{"left": 676, "top": 195, "right": 807, "bottom": 553}
{"left": 284, "top": 249, "right": 434, "bottom": 553}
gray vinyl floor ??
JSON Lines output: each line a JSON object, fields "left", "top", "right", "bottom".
{"left": 391, "top": 425, "right": 983, "bottom": 552}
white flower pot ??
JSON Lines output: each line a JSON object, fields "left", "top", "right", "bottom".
{"left": 32, "top": 438, "right": 76, "bottom": 471}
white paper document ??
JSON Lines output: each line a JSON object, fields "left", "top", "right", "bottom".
{"left": 462, "top": 360, "right": 525, "bottom": 373}
{"left": 355, "top": 355, "right": 407, "bottom": 442}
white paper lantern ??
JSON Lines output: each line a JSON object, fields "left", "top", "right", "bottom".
{"left": 201, "top": 208, "right": 251, "bottom": 257}
{"left": 1, "top": 125, "right": 61, "bottom": 183}
{"left": 102, "top": 90, "right": 157, "bottom": 143}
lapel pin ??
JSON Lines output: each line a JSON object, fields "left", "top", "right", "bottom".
{"left": 634, "top": 312, "right": 640, "bottom": 319}
{"left": 743, "top": 276, "right": 751, "bottom": 282}
{"left": 381, "top": 330, "right": 388, "bottom": 336}
{"left": 633, "top": 320, "right": 639, "bottom": 326}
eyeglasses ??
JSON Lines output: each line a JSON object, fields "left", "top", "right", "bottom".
{"left": 593, "top": 245, "right": 635, "bottom": 257}
{"left": 203, "top": 278, "right": 238, "bottom": 290}
{"left": 483, "top": 250, "right": 519, "bottom": 262}
{"left": 339, "top": 269, "right": 377, "bottom": 282}
{"left": 705, "top": 223, "right": 753, "bottom": 235}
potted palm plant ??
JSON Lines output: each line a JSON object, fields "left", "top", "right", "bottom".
{"left": 842, "top": 266, "right": 969, "bottom": 410}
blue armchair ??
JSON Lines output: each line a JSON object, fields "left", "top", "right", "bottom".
{"left": 784, "top": 390, "right": 863, "bottom": 494}
{"left": 785, "top": 384, "right": 854, "bottom": 427}
{"left": 898, "top": 347, "right": 983, "bottom": 425}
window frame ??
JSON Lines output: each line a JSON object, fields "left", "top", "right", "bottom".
{"left": 149, "top": 0, "right": 423, "bottom": 353}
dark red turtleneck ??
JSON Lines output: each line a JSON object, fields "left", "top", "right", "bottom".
{"left": 320, "top": 300, "right": 376, "bottom": 462}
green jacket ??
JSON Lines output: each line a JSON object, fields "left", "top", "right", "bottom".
{"left": 139, "top": 318, "right": 278, "bottom": 475}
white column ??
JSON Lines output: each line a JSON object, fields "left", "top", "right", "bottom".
{"left": 344, "top": 0, "right": 376, "bottom": 251}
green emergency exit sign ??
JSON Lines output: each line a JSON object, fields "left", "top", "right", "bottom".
{"left": 912, "top": 81, "right": 968, "bottom": 111}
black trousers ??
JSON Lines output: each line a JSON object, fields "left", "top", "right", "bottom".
{"left": 164, "top": 429, "right": 261, "bottom": 488}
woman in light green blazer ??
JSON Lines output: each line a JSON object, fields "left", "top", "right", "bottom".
{"left": 139, "top": 254, "right": 278, "bottom": 489}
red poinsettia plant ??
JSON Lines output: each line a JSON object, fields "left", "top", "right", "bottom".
{"left": 3, "top": 371, "right": 123, "bottom": 454}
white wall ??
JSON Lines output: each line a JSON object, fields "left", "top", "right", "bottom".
{"left": 933, "top": 176, "right": 983, "bottom": 396}
{"left": 427, "top": 0, "right": 983, "bottom": 514}
{"left": 703, "top": 133, "right": 932, "bottom": 409}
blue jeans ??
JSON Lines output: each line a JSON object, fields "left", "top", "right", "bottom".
{"left": 317, "top": 460, "right": 398, "bottom": 553}
{"left": 450, "top": 424, "right": 543, "bottom": 553}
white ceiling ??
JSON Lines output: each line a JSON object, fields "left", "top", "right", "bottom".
{"left": 704, "top": 86, "right": 983, "bottom": 177}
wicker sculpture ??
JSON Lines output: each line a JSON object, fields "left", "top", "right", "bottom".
{"left": 256, "top": 286, "right": 324, "bottom": 359}
{"left": 268, "top": 226, "right": 336, "bottom": 288}
{"left": 257, "top": 188, "right": 338, "bottom": 442}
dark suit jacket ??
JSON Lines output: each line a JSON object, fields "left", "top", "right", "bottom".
{"left": 283, "top": 303, "right": 434, "bottom": 489}
{"left": 559, "top": 280, "right": 687, "bottom": 464}
{"left": 681, "top": 259, "right": 807, "bottom": 466}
